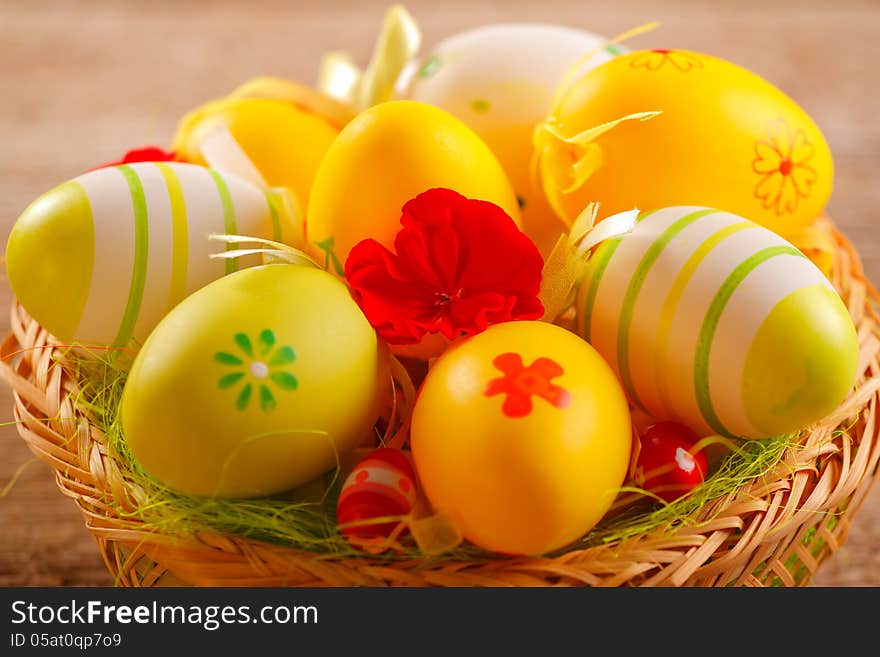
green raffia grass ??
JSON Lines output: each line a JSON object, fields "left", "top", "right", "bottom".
{"left": 68, "top": 350, "right": 805, "bottom": 562}
{"left": 70, "top": 350, "right": 487, "bottom": 562}
{"left": 578, "top": 432, "right": 800, "bottom": 549}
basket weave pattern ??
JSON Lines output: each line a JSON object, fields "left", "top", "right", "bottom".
{"left": 2, "top": 218, "right": 879, "bottom": 587}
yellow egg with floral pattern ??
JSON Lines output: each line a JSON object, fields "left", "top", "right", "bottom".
{"left": 534, "top": 49, "right": 834, "bottom": 239}
{"left": 120, "top": 263, "right": 388, "bottom": 498}
{"left": 410, "top": 320, "right": 632, "bottom": 556}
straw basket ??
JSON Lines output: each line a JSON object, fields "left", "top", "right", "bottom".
{"left": 2, "top": 216, "right": 878, "bottom": 587}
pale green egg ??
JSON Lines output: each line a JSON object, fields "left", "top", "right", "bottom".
{"left": 120, "top": 264, "right": 389, "bottom": 498}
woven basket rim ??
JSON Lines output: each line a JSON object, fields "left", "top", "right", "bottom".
{"left": 3, "top": 217, "right": 879, "bottom": 587}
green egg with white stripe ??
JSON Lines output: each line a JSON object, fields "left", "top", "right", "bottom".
{"left": 576, "top": 206, "right": 859, "bottom": 439}
{"left": 5, "top": 161, "right": 296, "bottom": 349}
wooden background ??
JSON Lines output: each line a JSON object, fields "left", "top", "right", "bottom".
{"left": 0, "top": 0, "right": 878, "bottom": 586}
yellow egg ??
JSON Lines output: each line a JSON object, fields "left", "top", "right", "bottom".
{"left": 226, "top": 76, "right": 355, "bottom": 128}
{"left": 172, "top": 84, "right": 352, "bottom": 215}
{"left": 535, "top": 49, "right": 834, "bottom": 239}
{"left": 401, "top": 23, "right": 623, "bottom": 258}
{"left": 410, "top": 320, "right": 632, "bottom": 555}
{"left": 120, "top": 264, "right": 389, "bottom": 498}
{"left": 306, "top": 100, "right": 521, "bottom": 271}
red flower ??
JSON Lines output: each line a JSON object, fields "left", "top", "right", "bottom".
{"left": 88, "top": 145, "right": 180, "bottom": 172}
{"left": 484, "top": 352, "right": 571, "bottom": 418}
{"left": 344, "top": 188, "right": 544, "bottom": 346}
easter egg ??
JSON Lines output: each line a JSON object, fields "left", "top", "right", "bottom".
{"left": 337, "top": 447, "right": 417, "bottom": 541}
{"left": 410, "top": 320, "right": 632, "bottom": 555}
{"left": 5, "top": 162, "right": 295, "bottom": 348}
{"left": 120, "top": 264, "right": 388, "bottom": 498}
{"left": 306, "top": 100, "right": 521, "bottom": 270}
{"left": 634, "top": 421, "right": 708, "bottom": 503}
{"left": 226, "top": 75, "right": 355, "bottom": 128}
{"left": 576, "top": 206, "right": 859, "bottom": 440}
{"left": 535, "top": 49, "right": 834, "bottom": 239}
{"left": 401, "top": 23, "right": 623, "bottom": 257}
{"left": 172, "top": 85, "right": 352, "bottom": 214}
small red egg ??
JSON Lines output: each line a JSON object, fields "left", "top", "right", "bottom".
{"left": 336, "top": 448, "right": 418, "bottom": 540}
{"left": 634, "top": 421, "right": 708, "bottom": 503}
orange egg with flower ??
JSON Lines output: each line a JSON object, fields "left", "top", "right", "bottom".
{"left": 534, "top": 48, "right": 834, "bottom": 240}
{"left": 410, "top": 320, "right": 632, "bottom": 556}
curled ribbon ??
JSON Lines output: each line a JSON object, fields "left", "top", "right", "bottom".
{"left": 788, "top": 215, "right": 836, "bottom": 279}
{"left": 317, "top": 4, "right": 422, "bottom": 111}
{"left": 533, "top": 113, "right": 661, "bottom": 226}
{"left": 538, "top": 205, "right": 640, "bottom": 322}
{"left": 531, "top": 22, "right": 663, "bottom": 227}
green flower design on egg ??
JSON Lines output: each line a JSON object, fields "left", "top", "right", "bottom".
{"left": 214, "top": 329, "right": 298, "bottom": 412}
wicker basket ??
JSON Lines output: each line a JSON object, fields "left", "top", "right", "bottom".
{"left": 2, "top": 216, "right": 878, "bottom": 587}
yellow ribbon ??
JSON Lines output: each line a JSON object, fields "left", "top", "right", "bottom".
{"left": 530, "top": 22, "right": 663, "bottom": 227}
{"left": 207, "top": 233, "right": 319, "bottom": 268}
{"left": 317, "top": 4, "right": 422, "bottom": 111}
{"left": 409, "top": 509, "right": 463, "bottom": 556}
{"left": 532, "top": 112, "right": 662, "bottom": 226}
{"left": 538, "top": 206, "right": 640, "bottom": 322}
{"left": 789, "top": 215, "right": 836, "bottom": 279}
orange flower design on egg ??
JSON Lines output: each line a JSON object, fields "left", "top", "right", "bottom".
{"left": 752, "top": 117, "right": 818, "bottom": 216}
{"left": 484, "top": 352, "right": 572, "bottom": 418}
{"left": 629, "top": 49, "right": 704, "bottom": 72}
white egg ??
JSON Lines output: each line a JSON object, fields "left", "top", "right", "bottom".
{"left": 399, "top": 23, "right": 624, "bottom": 257}
{"left": 576, "top": 206, "right": 859, "bottom": 440}
{"left": 6, "top": 162, "right": 296, "bottom": 348}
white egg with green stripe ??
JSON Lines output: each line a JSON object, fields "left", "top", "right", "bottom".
{"left": 6, "top": 161, "right": 295, "bottom": 348}
{"left": 576, "top": 206, "right": 859, "bottom": 439}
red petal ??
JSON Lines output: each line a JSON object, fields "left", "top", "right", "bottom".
{"left": 447, "top": 292, "right": 513, "bottom": 335}
{"left": 484, "top": 377, "right": 513, "bottom": 398}
{"left": 345, "top": 239, "right": 439, "bottom": 344}
{"left": 87, "top": 145, "right": 179, "bottom": 172}
{"left": 121, "top": 146, "right": 178, "bottom": 163}
{"left": 502, "top": 393, "right": 533, "bottom": 418}
{"left": 401, "top": 188, "right": 468, "bottom": 220}
{"left": 343, "top": 188, "right": 545, "bottom": 345}
{"left": 529, "top": 357, "right": 565, "bottom": 380}
{"left": 451, "top": 198, "right": 543, "bottom": 297}
{"left": 512, "top": 296, "right": 545, "bottom": 320}
{"left": 394, "top": 204, "right": 460, "bottom": 291}
{"left": 540, "top": 385, "right": 572, "bottom": 410}
{"left": 492, "top": 353, "right": 525, "bottom": 374}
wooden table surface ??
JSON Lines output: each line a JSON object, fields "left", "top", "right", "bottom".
{"left": 1, "top": 0, "right": 878, "bottom": 587}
